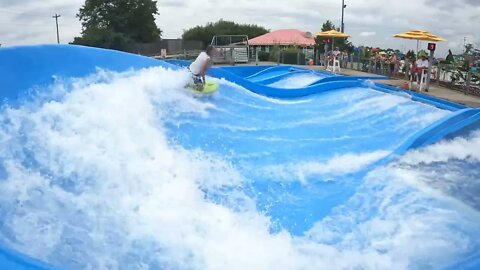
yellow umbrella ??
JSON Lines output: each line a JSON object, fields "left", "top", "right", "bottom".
{"left": 316, "top": 30, "right": 351, "bottom": 50}
{"left": 394, "top": 30, "right": 446, "bottom": 91}
{"left": 316, "top": 29, "right": 351, "bottom": 38}
{"left": 393, "top": 30, "right": 445, "bottom": 42}
{"left": 393, "top": 30, "right": 446, "bottom": 52}
{"left": 316, "top": 30, "right": 351, "bottom": 66}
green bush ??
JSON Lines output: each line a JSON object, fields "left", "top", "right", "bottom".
{"left": 281, "top": 52, "right": 305, "bottom": 65}
{"left": 258, "top": 51, "right": 269, "bottom": 61}
{"left": 406, "top": 50, "right": 416, "bottom": 61}
{"left": 269, "top": 46, "right": 280, "bottom": 61}
{"left": 284, "top": 46, "right": 299, "bottom": 53}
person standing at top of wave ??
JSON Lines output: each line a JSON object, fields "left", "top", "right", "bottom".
{"left": 189, "top": 45, "right": 215, "bottom": 91}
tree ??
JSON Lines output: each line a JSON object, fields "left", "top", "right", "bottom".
{"left": 72, "top": 0, "right": 161, "bottom": 50}
{"left": 358, "top": 46, "right": 372, "bottom": 59}
{"left": 321, "top": 20, "right": 336, "bottom": 32}
{"left": 465, "top": 43, "right": 474, "bottom": 55}
{"left": 445, "top": 49, "right": 454, "bottom": 64}
{"left": 315, "top": 20, "right": 354, "bottom": 53}
{"left": 406, "top": 50, "right": 416, "bottom": 61}
{"left": 182, "top": 19, "right": 269, "bottom": 46}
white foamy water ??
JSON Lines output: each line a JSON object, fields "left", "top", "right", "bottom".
{"left": 0, "top": 66, "right": 478, "bottom": 270}
{"left": 260, "top": 151, "right": 390, "bottom": 184}
{"left": 277, "top": 88, "right": 449, "bottom": 130}
{"left": 268, "top": 73, "right": 322, "bottom": 89}
{"left": 307, "top": 131, "right": 480, "bottom": 269}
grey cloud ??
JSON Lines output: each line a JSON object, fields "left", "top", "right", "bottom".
{"left": 465, "top": 0, "right": 480, "bottom": 5}
{"left": 426, "top": 0, "right": 479, "bottom": 8}
{"left": 0, "top": 0, "right": 81, "bottom": 45}
{"left": 157, "top": 0, "right": 186, "bottom": 8}
{"left": 0, "top": 0, "right": 478, "bottom": 56}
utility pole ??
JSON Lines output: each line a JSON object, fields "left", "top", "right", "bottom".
{"left": 52, "top": 13, "right": 61, "bottom": 44}
{"left": 341, "top": 0, "right": 346, "bottom": 33}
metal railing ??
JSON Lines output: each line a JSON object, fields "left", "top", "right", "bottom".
{"left": 211, "top": 46, "right": 249, "bottom": 64}
{"left": 339, "top": 56, "right": 480, "bottom": 96}
{"left": 210, "top": 35, "right": 250, "bottom": 64}
{"left": 153, "top": 49, "right": 202, "bottom": 60}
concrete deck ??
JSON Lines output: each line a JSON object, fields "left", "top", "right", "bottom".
{"left": 324, "top": 67, "right": 480, "bottom": 108}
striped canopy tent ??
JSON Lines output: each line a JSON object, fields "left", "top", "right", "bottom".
{"left": 248, "top": 29, "right": 316, "bottom": 47}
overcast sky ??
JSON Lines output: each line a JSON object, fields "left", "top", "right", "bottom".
{"left": 0, "top": 0, "right": 479, "bottom": 56}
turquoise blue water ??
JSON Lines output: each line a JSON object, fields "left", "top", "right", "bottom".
{"left": 0, "top": 46, "right": 479, "bottom": 270}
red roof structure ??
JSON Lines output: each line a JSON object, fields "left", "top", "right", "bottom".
{"left": 248, "top": 29, "right": 315, "bottom": 47}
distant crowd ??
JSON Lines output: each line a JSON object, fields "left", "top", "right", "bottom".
{"left": 321, "top": 47, "right": 435, "bottom": 83}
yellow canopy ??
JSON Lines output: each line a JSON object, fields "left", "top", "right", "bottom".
{"left": 316, "top": 30, "right": 351, "bottom": 38}
{"left": 393, "top": 30, "right": 445, "bottom": 42}
{"left": 394, "top": 30, "right": 445, "bottom": 91}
